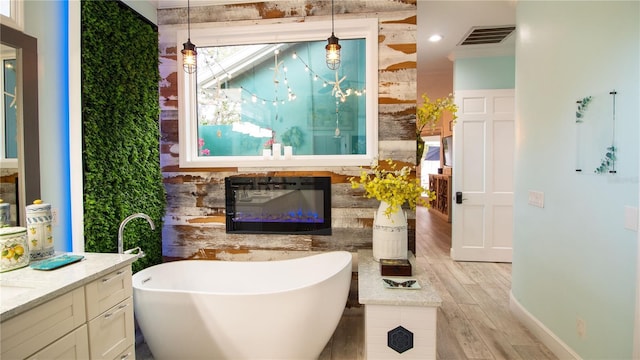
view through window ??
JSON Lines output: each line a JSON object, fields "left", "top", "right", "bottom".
{"left": 195, "top": 39, "right": 366, "bottom": 158}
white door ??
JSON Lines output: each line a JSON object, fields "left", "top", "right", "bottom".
{"left": 451, "top": 89, "right": 515, "bottom": 262}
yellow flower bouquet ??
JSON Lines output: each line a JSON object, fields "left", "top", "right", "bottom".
{"left": 416, "top": 93, "right": 458, "bottom": 134}
{"left": 350, "top": 159, "right": 434, "bottom": 217}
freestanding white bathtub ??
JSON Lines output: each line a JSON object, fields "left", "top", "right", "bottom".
{"left": 132, "top": 251, "right": 352, "bottom": 360}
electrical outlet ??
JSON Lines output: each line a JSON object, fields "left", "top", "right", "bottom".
{"left": 576, "top": 317, "right": 586, "bottom": 338}
{"left": 528, "top": 190, "right": 544, "bottom": 208}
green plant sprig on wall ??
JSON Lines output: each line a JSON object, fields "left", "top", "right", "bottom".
{"left": 575, "top": 96, "right": 592, "bottom": 123}
{"left": 595, "top": 145, "right": 616, "bottom": 174}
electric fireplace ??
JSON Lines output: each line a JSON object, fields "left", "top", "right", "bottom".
{"left": 225, "top": 176, "right": 331, "bottom": 235}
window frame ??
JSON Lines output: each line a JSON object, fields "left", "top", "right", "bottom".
{"left": 0, "top": 0, "right": 23, "bottom": 31}
{"left": 177, "top": 18, "right": 379, "bottom": 168}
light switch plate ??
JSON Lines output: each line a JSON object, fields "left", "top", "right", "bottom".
{"left": 624, "top": 206, "right": 638, "bottom": 231}
{"left": 528, "top": 191, "right": 544, "bottom": 208}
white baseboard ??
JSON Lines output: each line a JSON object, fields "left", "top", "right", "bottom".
{"left": 509, "top": 291, "right": 581, "bottom": 360}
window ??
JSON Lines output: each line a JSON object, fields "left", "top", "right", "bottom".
{"left": 178, "top": 19, "right": 378, "bottom": 168}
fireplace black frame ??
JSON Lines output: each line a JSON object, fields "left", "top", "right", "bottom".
{"left": 225, "top": 176, "right": 332, "bottom": 235}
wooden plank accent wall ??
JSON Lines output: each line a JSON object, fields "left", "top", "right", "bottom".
{"left": 157, "top": 1, "right": 418, "bottom": 261}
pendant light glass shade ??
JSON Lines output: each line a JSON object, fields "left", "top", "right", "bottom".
{"left": 326, "top": 34, "right": 341, "bottom": 70}
{"left": 326, "top": 0, "right": 340, "bottom": 70}
{"left": 182, "top": 39, "right": 197, "bottom": 74}
{"left": 182, "top": 0, "right": 197, "bottom": 74}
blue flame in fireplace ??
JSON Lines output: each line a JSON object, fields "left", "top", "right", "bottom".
{"left": 235, "top": 208, "right": 322, "bottom": 223}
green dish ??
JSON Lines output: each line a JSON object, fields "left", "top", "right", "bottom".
{"left": 30, "top": 254, "right": 84, "bottom": 271}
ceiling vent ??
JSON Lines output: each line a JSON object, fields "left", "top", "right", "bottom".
{"left": 458, "top": 26, "right": 516, "bottom": 46}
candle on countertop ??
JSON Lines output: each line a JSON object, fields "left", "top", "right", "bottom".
{"left": 272, "top": 143, "right": 282, "bottom": 159}
{"left": 284, "top": 146, "right": 293, "bottom": 159}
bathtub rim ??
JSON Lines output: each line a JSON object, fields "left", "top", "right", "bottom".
{"left": 132, "top": 250, "right": 353, "bottom": 296}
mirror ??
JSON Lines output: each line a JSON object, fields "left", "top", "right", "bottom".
{"left": 0, "top": 24, "right": 40, "bottom": 226}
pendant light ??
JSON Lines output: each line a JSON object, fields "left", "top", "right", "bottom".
{"left": 182, "top": 0, "right": 197, "bottom": 74}
{"left": 325, "top": 0, "right": 341, "bottom": 70}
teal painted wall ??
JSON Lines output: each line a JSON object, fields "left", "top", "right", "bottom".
{"left": 512, "top": 1, "right": 639, "bottom": 358}
{"left": 453, "top": 56, "right": 515, "bottom": 90}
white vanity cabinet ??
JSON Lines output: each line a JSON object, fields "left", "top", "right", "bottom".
{"left": 0, "top": 253, "right": 137, "bottom": 360}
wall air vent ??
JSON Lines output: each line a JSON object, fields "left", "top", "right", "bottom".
{"left": 458, "top": 26, "right": 516, "bottom": 46}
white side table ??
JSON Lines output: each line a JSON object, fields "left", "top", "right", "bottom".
{"left": 358, "top": 249, "right": 442, "bottom": 359}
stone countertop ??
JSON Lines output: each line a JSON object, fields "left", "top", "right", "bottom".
{"left": 358, "top": 249, "right": 442, "bottom": 307}
{"left": 0, "top": 252, "right": 138, "bottom": 322}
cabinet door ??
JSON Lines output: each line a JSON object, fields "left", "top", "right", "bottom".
{"left": 27, "top": 325, "right": 89, "bottom": 360}
{"left": 88, "top": 297, "right": 134, "bottom": 360}
{"left": 1, "top": 287, "right": 86, "bottom": 359}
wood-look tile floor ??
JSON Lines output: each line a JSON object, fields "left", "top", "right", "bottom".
{"left": 136, "top": 206, "right": 557, "bottom": 359}
{"left": 414, "top": 207, "right": 557, "bottom": 360}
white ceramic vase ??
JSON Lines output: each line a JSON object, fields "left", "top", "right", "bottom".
{"left": 372, "top": 201, "right": 408, "bottom": 261}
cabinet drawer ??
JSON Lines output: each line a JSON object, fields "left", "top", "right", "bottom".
{"left": 27, "top": 324, "right": 89, "bottom": 360}
{"left": 114, "top": 345, "right": 135, "bottom": 360}
{"left": 1, "top": 287, "right": 86, "bottom": 359}
{"left": 88, "top": 297, "right": 134, "bottom": 360}
{"left": 86, "top": 265, "right": 132, "bottom": 320}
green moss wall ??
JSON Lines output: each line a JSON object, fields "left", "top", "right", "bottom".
{"left": 81, "top": 0, "right": 165, "bottom": 272}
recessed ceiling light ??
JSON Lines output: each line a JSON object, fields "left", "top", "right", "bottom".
{"left": 429, "top": 34, "right": 443, "bottom": 42}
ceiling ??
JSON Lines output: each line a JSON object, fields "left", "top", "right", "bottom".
{"left": 153, "top": 0, "right": 516, "bottom": 74}
{"left": 417, "top": 1, "right": 516, "bottom": 74}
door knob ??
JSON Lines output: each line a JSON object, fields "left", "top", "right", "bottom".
{"left": 456, "top": 191, "right": 464, "bottom": 204}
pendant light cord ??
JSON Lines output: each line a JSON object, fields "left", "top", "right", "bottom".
{"left": 331, "top": 0, "right": 335, "bottom": 35}
{"left": 187, "top": 0, "right": 191, "bottom": 39}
